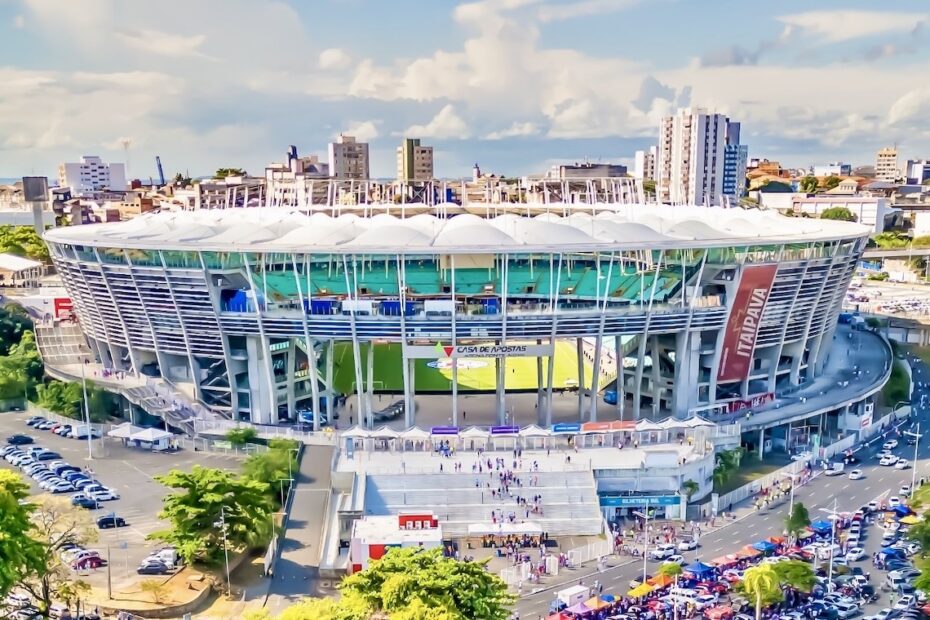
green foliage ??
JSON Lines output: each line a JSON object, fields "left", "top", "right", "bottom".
{"left": 865, "top": 317, "right": 882, "bottom": 330}
{"left": 681, "top": 479, "right": 699, "bottom": 500}
{"left": 140, "top": 579, "right": 168, "bottom": 604}
{"left": 771, "top": 559, "right": 816, "bottom": 593}
{"left": 820, "top": 206, "right": 856, "bottom": 222}
{"left": 243, "top": 440, "right": 299, "bottom": 507}
{"left": 799, "top": 176, "right": 818, "bottom": 193}
{"left": 0, "top": 471, "right": 43, "bottom": 600}
{"left": 872, "top": 232, "right": 910, "bottom": 249}
{"left": 34, "top": 378, "right": 116, "bottom": 422}
{"left": 642, "top": 179, "right": 656, "bottom": 196}
{"left": 883, "top": 360, "right": 911, "bottom": 407}
{"left": 913, "top": 236, "right": 930, "bottom": 249}
{"left": 0, "top": 329, "right": 44, "bottom": 401}
{"left": 907, "top": 514, "right": 930, "bottom": 556}
{"left": 867, "top": 272, "right": 889, "bottom": 281}
{"left": 657, "top": 562, "right": 683, "bottom": 579}
{"left": 215, "top": 168, "right": 246, "bottom": 179}
{"left": 739, "top": 564, "right": 783, "bottom": 618}
{"left": 0, "top": 304, "right": 34, "bottom": 355}
{"left": 226, "top": 426, "right": 258, "bottom": 446}
{"left": 0, "top": 225, "right": 50, "bottom": 263}
{"left": 713, "top": 447, "right": 747, "bottom": 487}
{"left": 341, "top": 547, "right": 515, "bottom": 620}
{"left": 149, "top": 466, "right": 274, "bottom": 565}
{"left": 785, "top": 502, "right": 811, "bottom": 541}
{"left": 822, "top": 175, "right": 842, "bottom": 190}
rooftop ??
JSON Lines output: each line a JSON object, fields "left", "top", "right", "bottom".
{"left": 44, "top": 204, "right": 869, "bottom": 253}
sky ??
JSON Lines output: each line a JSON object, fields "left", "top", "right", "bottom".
{"left": 1, "top": 0, "right": 929, "bottom": 180}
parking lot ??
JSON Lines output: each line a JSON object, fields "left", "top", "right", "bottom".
{"left": 0, "top": 411, "right": 246, "bottom": 590}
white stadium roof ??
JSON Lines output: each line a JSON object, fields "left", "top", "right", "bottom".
{"left": 44, "top": 204, "right": 869, "bottom": 253}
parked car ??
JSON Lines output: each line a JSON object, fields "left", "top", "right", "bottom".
{"left": 87, "top": 488, "right": 119, "bottom": 501}
{"left": 96, "top": 514, "right": 127, "bottom": 529}
{"left": 72, "top": 555, "right": 106, "bottom": 570}
{"left": 6, "top": 434, "right": 34, "bottom": 445}
{"left": 889, "top": 496, "right": 902, "bottom": 508}
{"left": 34, "top": 451, "right": 62, "bottom": 462}
{"left": 25, "top": 416, "right": 47, "bottom": 427}
{"left": 136, "top": 560, "right": 171, "bottom": 575}
{"left": 72, "top": 496, "right": 101, "bottom": 510}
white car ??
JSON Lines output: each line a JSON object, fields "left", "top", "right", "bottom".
{"left": 844, "top": 547, "right": 865, "bottom": 561}
{"left": 677, "top": 538, "right": 698, "bottom": 552}
{"left": 650, "top": 543, "right": 677, "bottom": 560}
{"left": 87, "top": 488, "right": 120, "bottom": 501}
{"left": 848, "top": 469, "right": 864, "bottom": 480}
{"left": 889, "top": 496, "right": 901, "bottom": 508}
{"left": 895, "top": 460, "right": 911, "bottom": 470}
{"left": 894, "top": 594, "right": 916, "bottom": 610}
{"left": 666, "top": 554, "right": 686, "bottom": 565}
{"left": 884, "top": 440, "right": 899, "bottom": 450}
{"left": 866, "top": 608, "right": 895, "bottom": 620}
{"left": 791, "top": 451, "right": 813, "bottom": 461}
{"left": 880, "top": 455, "right": 898, "bottom": 466}
{"left": 901, "top": 485, "right": 912, "bottom": 497}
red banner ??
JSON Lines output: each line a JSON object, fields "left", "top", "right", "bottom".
{"left": 53, "top": 297, "right": 73, "bottom": 320}
{"left": 717, "top": 264, "right": 778, "bottom": 383}
{"left": 726, "top": 392, "right": 774, "bottom": 414}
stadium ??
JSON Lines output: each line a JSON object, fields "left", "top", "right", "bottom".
{"left": 43, "top": 202, "right": 869, "bottom": 430}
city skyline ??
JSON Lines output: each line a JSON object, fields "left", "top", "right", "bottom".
{"left": 1, "top": 0, "right": 928, "bottom": 179}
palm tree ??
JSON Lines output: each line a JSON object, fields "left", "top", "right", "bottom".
{"left": 657, "top": 562, "right": 684, "bottom": 620}
{"left": 742, "top": 565, "right": 781, "bottom": 620}
{"left": 681, "top": 480, "right": 699, "bottom": 501}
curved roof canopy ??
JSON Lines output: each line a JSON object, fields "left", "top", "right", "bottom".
{"left": 44, "top": 204, "right": 869, "bottom": 253}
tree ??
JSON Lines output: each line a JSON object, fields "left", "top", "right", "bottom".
{"left": 140, "top": 579, "right": 169, "bottom": 604}
{"left": 243, "top": 439, "right": 300, "bottom": 507}
{"left": 34, "top": 379, "right": 116, "bottom": 422}
{"left": 226, "top": 427, "right": 258, "bottom": 446}
{"left": 799, "top": 176, "right": 818, "bottom": 193}
{"left": 17, "top": 495, "right": 98, "bottom": 614}
{"left": 642, "top": 179, "right": 656, "bottom": 196}
{"left": 0, "top": 225, "right": 51, "bottom": 262}
{"left": 149, "top": 466, "right": 274, "bottom": 564}
{"left": 215, "top": 168, "right": 247, "bottom": 179}
{"left": 0, "top": 471, "right": 43, "bottom": 600}
{"left": 341, "top": 547, "right": 515, "bottom": 620}
{"left": 740, "top": 564, "right": 782, "bottom": 620}
{"left": 785, "top": 502, "right": 811, "bottom": 543}
{"left": 55, "top": 579, "right": 90, "bottom": 612}
{"left": 772, "top": 559, "right": 816, "bottom": 593}
{"left": 822, "top": 175, "right": 842, "bottom": 190}
{"left": 820, "top": 206, "right": 857, "bottom": 222}
{"left": 0, "top": 304, "right": 34, "bottom": 355}
{"left": 915, "top": 559, "right": 930, "bottom": 595}
{"left": 681, "top": 480, "right": 699, "bottom": 501}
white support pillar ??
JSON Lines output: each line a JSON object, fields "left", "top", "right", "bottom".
{"left": 615, "top": 335, "right": 624, "bottom": 420}
{"left": 576, "top": 337, "right": 585, "bottom": 421}
{"left": 341, "top": 255, "right": 367, "bottom": 428}
{"left": 451, "top": 256, "right": 459, "bottom": 427}
{"left": 536, "top": 339, "right": 545, "bottom": 426}
{"left": 291, "top": 254, "right": 321, "bottom": 431}
{"left": 366, "top": 341, "right": 375, "bottom": 424}
{"left": 326, "top": 340, "right": 335, "bottom": 425}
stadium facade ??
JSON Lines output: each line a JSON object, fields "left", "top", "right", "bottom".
{"left": 43, "top": 203, "right": 869, "bottom": 429}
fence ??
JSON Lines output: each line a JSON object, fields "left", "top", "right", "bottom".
{"left": 713, "top": 458, "right": 807, "bottom": 514}
{"left": 194, "top": 418, "right": 337, "bottom": 446}
{"left": 499, "top": 520, "right": 613, "bottom": 586}
{"left": 177, "top": 436, "right": 269, "bottom": 457}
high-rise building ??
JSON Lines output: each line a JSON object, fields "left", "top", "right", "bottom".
{"left": 657, "top": 108, "right": 746, "bottom": 206}
{"left": 57, "top": 155, "right": 127, "bottom": 196}
{"left": 904, "top": 159, "right": 930, "bottom": 185}
{"left": 633, "top": 146, "right": 657, "bottom": 180}
{"left": 396, "top": 138, "right": 434, "bottom": 181}
{"left": 328, "top": 135, "right": 370, "bottom": 180}
{"left": 875, "top": 147, "right": 899, "bottom": 183}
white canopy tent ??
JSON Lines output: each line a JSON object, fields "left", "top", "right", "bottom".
{"left": 467, "top": 521, "right": 543, "bottom": 536}
{"left": 128, "top": 427, "right": 173, "bottom": 451}
{"left": 400, "top": 427, "right": 430, "bottom": 440}
{"left": 107, "top": 422, "right": 145, "bottom": 439}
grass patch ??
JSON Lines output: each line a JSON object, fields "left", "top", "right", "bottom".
{"left": 882, "top": 359, "right": 911, "bottom": 407}
{"left": 328, "top": 341, "right": 600, "bottom": 394}
{"left": 714, "top": 458, "right": 788, "bottom": 496}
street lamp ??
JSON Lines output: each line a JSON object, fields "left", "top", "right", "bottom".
{"left": 214, "top": 506, "right": 231, "bottom": 597}
{"left": 819, "top": 499, "right": 839, "bottom": 589}
{"left": 903, "top": 422, "right": 921, "bottom": 493}
{"left": 80, "top": 363, "right": 94, "bottom": 461}
{"left": 632, "top": 509, "right": 651, "bottom": 584}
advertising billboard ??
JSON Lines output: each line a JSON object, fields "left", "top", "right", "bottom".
{"left": 717, "top": 264, "right": 778, "bottom": 383}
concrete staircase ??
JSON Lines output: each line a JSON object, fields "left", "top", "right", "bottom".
{"left": 365, "top": 470, "right": 603, "bottom": 537}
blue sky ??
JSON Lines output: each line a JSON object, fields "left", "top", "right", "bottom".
{"left": 1, "top": 0, "right": 929, "bottom": 179}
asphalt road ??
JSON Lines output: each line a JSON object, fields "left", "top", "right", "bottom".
{"left": 513, "top": 352, "right": 930, "bottom": 619}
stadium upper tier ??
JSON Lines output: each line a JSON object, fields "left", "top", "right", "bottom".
{"left": 43, "top": 204, "right": 867, "bottom": 252}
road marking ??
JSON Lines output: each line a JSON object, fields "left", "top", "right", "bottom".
{"left": 121, "top": 460, "right": 156, "bottom": 481}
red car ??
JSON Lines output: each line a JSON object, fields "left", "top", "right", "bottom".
{"left": 72, "top": 556, "right": 106, "bottom": 570}
{"left": 696, "top": 581, "right": 730, "bottom": 595}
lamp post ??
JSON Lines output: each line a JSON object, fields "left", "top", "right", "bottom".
{"left": 80, "top": 362, "right": 93, "bottom": 461}
{"left": 904, "top": 422, "right": 921, "bottom": 493}
{"left": 215, "top": 506, "right": 231, "bottom": 597}
{"left": 819, "top": 499, "right": 839, "bottom": 589}
{"left": 633, "top": 508, "right": 651, "bottom": 584}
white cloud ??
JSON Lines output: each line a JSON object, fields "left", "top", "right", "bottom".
{"left": 116, "top": 29, "right": 211, "bottom": 59}
{"left": 484, "top": 121, "right": 539, "bottom": 139}
{"left": 405, "top": 105, "right": 470, "bottom": 139}
{"left": 537, "top": 0, "right": 639, "bottom": 23}
{"left": 889, "top": 87, "right": 930, "bottom": 133}
{"left": 13, "top": 15, "right": 25, "bottom": 28}
{"left": 778, "top": 10, "right": 927, "bottom": 44}
{"left": 341, "top": 120, "right": 380, "bottom": 142}
{"left": 319, "top": 48, "right": 352, "bottom": 70}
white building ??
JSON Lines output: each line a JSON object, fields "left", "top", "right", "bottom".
{"left": 789, "top": 196, "right": 893, "bottom": 234}
{"left": 58, "top": 156, "right": 127, "bottom": 196}
{"left": 812, "top": 162, "right": 852, "bottom": 177}
{"left": 633, "top": 146, "right": 657, "bottom": 180}
{"left": 328, "top": 135, "right": 370, "bottom": 180}
{"left": 657, "top": 108, "right": 745, "bottom": 207}
{"left": 349, "top": 513, "right": 443, "bottom": 573}
{"left": 905, "top": 159, "right": 930, "bottom": 185}
{"left": 876, "top": 147, "right": 899, "bottom": 183}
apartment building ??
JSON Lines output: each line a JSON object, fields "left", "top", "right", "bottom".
{"left": 876, "top": 147, "right": 899, "bottom": 183}
{"left": 396, "top": 138, "right": 434, "bottom": 181}
{"left": 633, "top": 146, "right": 657, "bottom": 180}
{"left": 328, "top": 135, "right": 370, "bottom": 180}
{"left": 57, "top": 155, "right": 127, "bottom": 196}
{"left": 657, "top": 108, "right": 746, "bottom": 206}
